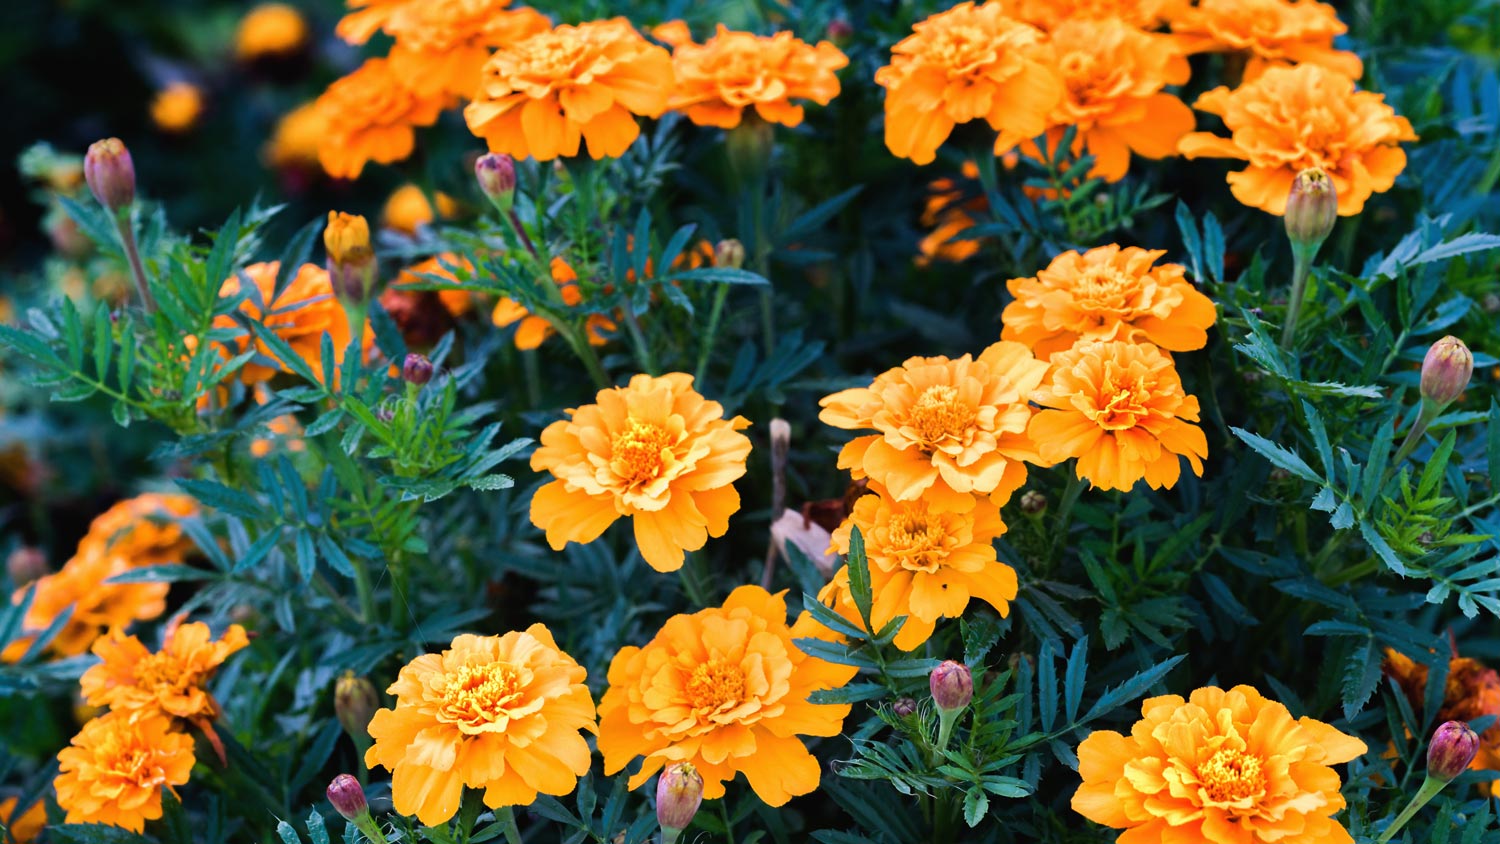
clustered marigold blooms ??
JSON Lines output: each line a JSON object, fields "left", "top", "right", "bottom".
{"left": 1023, "top": 18, "right": 1193, "bottom": 182}
{"left": 384, "top": 0, "right": 551, "bottom": 100}
{"left": 819, "top": 340, "right": 1049, "bottom": 513}
{"left": 465, "top": 19, "right": 674, "bottom": 161}
{"left": 1383, "top": 648, "right": 1500, "bottom": 786}
{"left": 54, "top": 713, "right": 196, "bottom": 832}
{"left": 213, "top": 262, "right": 351, "bottom": 386}
{"left": 315, "top": 58, "right": 444, "bottom": 180}
{"left": 1030, "top": 340, "right": 1208, "bottom": 492}
{"left": 81, "top": 622, "right": 250, "bottom": 724}
{"left": 875, "top": 2, "right": 1063, "bottom": 165}
{"left": 364, "top": 627, "right": 596, "bottom": 826}
{"left": 1179, "top": 63, "right": 1417, "bottom": 216}
{"left": 1171, "top": 0, "right": 1363, "bottom": 81}
{"left": 1073, "top": 685, "right": 1367, "bottom": 844}
{"left": 597, "top": 585, "right": 858, "bottom": 806}
{"left": 491, "top": 256, "right": 616, "bottom": 350}
{"left": 667, "top": 26, "right": 848, "bottom": 130}
{"left": 530, "top": 373, "right": 752, "bottom": 572}
{"left": 1002, "top": 245, "right": 1217, "bottom": 359}
{"left": 824, "top": 483, "right": 1016, "bottom": 651}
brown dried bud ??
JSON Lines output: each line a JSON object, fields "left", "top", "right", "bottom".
{"left": 1019, "top": 490, "right": 1047, "bottom": 516}
{"left": 1427, "top": 720, "right": 1480, "bottom": 783}
{"left": 84, "top": 138, "right": 136, "bottom": 214}
{"left": 930, "top": 660, "right": 973, "bottom": 713}
{"left": 1420, "top": 336, "right": 1473, "bottom": 408}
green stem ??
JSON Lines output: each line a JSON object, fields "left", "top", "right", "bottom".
{"left": 1281, "top": 249, "right": 1312, "bottom": 349}
{"left": 558, "top": 324, "right": 609, "bottom": 390}
{"left": 719, "top": 799, "right": 736, "bottom": 844}
{"left": 1375, "top": 775, "right": 1448, "bottom": 844}
{"left": 348, "top": 555, "right": 377, "bottom": 624}
{"left": 497, "top": 806, "right": 523, "bottom": 844}
{"left": 621, "top": 306, "right": 657, "bottom": 375}
{"left": 1049, "top": 469, "right": 1086, "bottom": 562}
{"left": 679, "top": 552, "right": 711, "bottom": 608}
{"left": 522, "top": 348, "right": 542, "bottom": 408}
{"left": 1382, "top": 402, "right": 1439, "bottom": 492}
{"left": 935, "top": 708, "right": 959, "bottom": 757}
{"left": 353, "top": 815, "right": 390, "bottom": 844}
{"left": 694, "top": 285, "right": 731, "bottom": 385}
{"left": 506, "top": 209, "right": 539, "bottom": 259}
{"left": 115, "top": 212, "right": 156, "bottom": 312}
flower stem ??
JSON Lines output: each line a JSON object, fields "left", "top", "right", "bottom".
{"left": 352, "top": 815, "right": 390, "bottom": 844}
{"left": 935, "top": 708, "right": 959, "bottom": 757}
{"left": 622, "top": 306, "right": 657, "bottom": 375}
{"left": 694, "top": 284, "right": 731, "bottom": 385}
{"left": 1375, "top": 775, "right": 1447, "bottom": 844}
{"left": 1280, "top": 248, "right": 1312, "bottom": 349}
{"left": 1049, "top": 469, "right": 1086, "bottom": 562}
{"left": 1381, "top": 401, "right": 1438, "bottom": 492}
{"left": 497, "top": 806, "right": 523, "bottom": 844}
{"left": 115, "top": 212, "right": 156, "bottom": 312}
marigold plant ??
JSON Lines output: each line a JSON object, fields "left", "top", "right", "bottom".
{"left": 668, "top": 26, "right": 848, "bottom": 129}
{"left": 1384, "top": 649, "right": 1500, "bottom": 782}
{"left": 491, "top": 256, "right": 616, "bottom": 350}
{"left": 54, "top": 712, "right": 196, "bottom": 833}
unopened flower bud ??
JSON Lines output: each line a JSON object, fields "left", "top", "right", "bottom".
{"left": 84, "top": 138, "right": 136, "bottom": 214}
{"left": 326, "top": 774, "right": 370, "bottom": 822}
{"left": 1284, "top": 168, "right": 1337, "bottom": 259}
{"left": 324, "top": 211, "right": 375, "bottom": 305}
{"left": 402, "top": 353, "right": 433, "bottom": 386}
{"left": 1420, "top": 336, "right": 1473, "bottom": 408}
{"left": 726, "top": 114, "right": 774, "bottom": 184}
{"left": 714, "top": 238, "right": 745, "bottom": 269}
{"left": 1482, "top": 293, "right": 1500, "bottom": 315}
{"left": 475, "top": 153, "right": 516, "bottom": 213}
{"left": 826, "top": 17, "right": 854, "bottom": 45}
{"left": 656, "top": 762, "right": 703, "bottom": 834}
{"left": 892, "top": 697, "right": 917, "bottom": 717}
{"left": 334, "top": 671, "right": 380, "bottom": 741}
{"left": 6, "top": 547, "right": 48, "bottom": 587}
{"left": 930, "top": 660, "right": 973, "bottom": 713}
{"left": 1427, "top": 720, "right": 1480, "bottom": 783}
{"left": 1019, "top": 490, "right": 1047, "bottom": 516}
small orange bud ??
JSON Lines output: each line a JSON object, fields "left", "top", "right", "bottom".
{"left": 930, "top": 660, "right": 973, "bottom": 712}
{"left": 714, "top": 238, "right": 745, "bottom": 269}
{"left": 1284, "top": 168, "right": 1337, "bottom": 258}
{"left": 1420, "top": 336, "right": 1473, "bottom": 408}
{"left": 1427, "top": 720, "right": 1480, "bottom": 783}
{"left": 84, "top": 138, "right": 136, "bottom": 213}
{"left": 656, "top": 762, "right": 703, "bottom": 835}
{"left": 475, "top": 153, "right": 516, "bottom": 213}
{"left": 324, "top": 212, "right": 375, "bottom": 304}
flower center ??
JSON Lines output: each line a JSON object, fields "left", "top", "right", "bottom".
{"left": 1197, "top": 747, "right": 1267, "bottom": 804}
{"left": 685, "top": 658, "right": 746, "bottom": 710}
{"left": 133, "top": 651, "right": 190, "bottom": 694}
{"left": 611, "top": 419, "right": 677, "bottom": 487}
{"left": 927, "top": 26, "right": 995, "bottom": 74}
{"left": 1092, "top": 372, "right": 1149, "bottom": 430}
{"left": 440, "top": 662, "right": 526, "bottom": 730}
{"left": 1072, "top": 266, "right": 1136, "bottom": 315}
{"left": 906, "top": 385, "right": 977, "bottom": 447}
{"left": 885, "top": 512, "right": 948, "bottom": 573}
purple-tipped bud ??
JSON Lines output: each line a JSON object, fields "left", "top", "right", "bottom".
{"left": 656, "top": 762, "right": 703, "bottom": 832}
{"left": 475, "top": 153, "right": 516, "bottom": 213}
{"left": 892, "top": 697, "right": 918, "bottom": 718}
{"left": 1427, "top": 720, "right": 1480, "bottom": 783}
{"left": 714, "top": 238, "right": 746, "bottom": 270}
{"left": 826, "top": 17, "right": 854, "bottom": 44}
{"left": 326, "top": 774, "right": 369, "bottom": 821}
{"left": 1420, "top": 336, "right": 1473, "bottom": 408}
{"left": 930, "top": 660, "right": 973, "bottom": 713}
{"left": 1020, "top": 490, "right": 1047, "bottom": 516}
{"left": 1284, "top": 168, "right": 1337, "bottom": 258}
{"left": 84, "top": 138, "right": 136, "bottom": 213}
{"left": 402, "top": 353, "right": 433, "bottom": 386}
{"left": 334, "top": 672, "right": 380, "bottom": 740}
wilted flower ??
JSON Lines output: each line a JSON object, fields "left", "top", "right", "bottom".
{"left": 1420, "top": 336, "right": 1473, "bottom": 408}
{"left": 655, "top": 762, "right": 704, "bottom": 834}
{"left": 54, "top": 712, "right": 196, "bottom": 832}
{"left": 770, "top": 509, "right": 838, "bottom": 576}
{"left": 84, "top": 138, "right": 135, "bottom": 213}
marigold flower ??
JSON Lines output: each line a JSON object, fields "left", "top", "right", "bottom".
{"left": 1179, "top": 64, "right": 1416, "bottom": 216}
{"left": 364, "top": 626, "right": 596, "bottom": 826}
{"left": 151, "top": 82, "right": 203, "bottom": 134}
{"left": 1073, "top": 685, "right": 1366, "bottom": 844}
{"left": 80, "top": 621, "right": 249, "bottom": 722}
{"left": 213, "top": 261, "right": 351, "bottom": 386}
{"left": 385, "top": 0, "right": 552, "bottom": 100}
{"left": 1002, "top": 245, "right": 1217, "bottom": 360}
{"left": 383, "top": 184, "right": 437, "bottom": 235}
{"left": 1171, "top": 0, "right": 1363, "bottom": 81}
{"left": 1383, "top": 649, "right": 1500, "bottom": 786}
{"left": 917, "top": 162, "right": 986, "bottom": 267}
{"left": 875, "top": 2, "right": 1064, "bottom": 165}
{"left": 76, "top": 493, "right": 199, "bottom": 565}
{"left": 819, "top": 340, "right": 1048, "bottom": 513}
{"left": 0, "top": 796, "right": 46, "bottom": 843}
{"left": 491, "top": 256, "right": 616, "bottom": 349}
{"left": 264, "top": 101, "right": 328, "bottom": 172}
{"left": 668, "top": 26, "right": 847, "bottom": 130}
{"left": 530, "top": 373, "right": 751, "bottom": 572}
{"left": 236, "top": 3, "right": 309, "bottom": 60}
{"left": 825, "top": 485, "right": 1015, "bottom": 651}
{"left": 316, "top": 58, "right": 445, "bottom": 180}
{"left": 1029, "top": 340, "right": 1207, "bottom": 492}
{"left": 1021, "top": 18, "right": 1194, "bottom": 182}
{"left": 998, "top": 0, "right": 1187, "bottom": 31}
{"left": 651, "top": 20, "right": 694, "bottom": 47}
{"left": 395, "top": 253, "right": 477, "bottom": 318}
{"left": 465, "top": 19, "right": 675, "bottom": 161}
{"left": 336, "top": 0, "right": 411, "bottom": 45}
{"left": 55, "top": 712, "right": 196, "bottom": 833}
{"left": 598, "top": 585, "right": 858, "bottom": 806}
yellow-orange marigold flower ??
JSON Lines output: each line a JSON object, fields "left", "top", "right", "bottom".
{"left": 1181, "top": 67, "right": 1414, "bottom": 217}
{"left": 236, "top": 3, "right": 309, "bottom": 60}
{"left": 1073, "top": 685, "right": 1366, "bottom": 844}
{"left": 1171, "top": 0, "right": 1362, "bottom": 81}
{"left": 1030, "top": 340, "right": 1207, "bottom": 492}
{"left": 214, "top": 261, "right": 351, "bottom": 385}
{"left": 651, "top": 20, "right": 694, "bottom": 48}
{"left": 383, "top": 184, "right": 436, "bottom": 235}
{"left": 316, "top": 58, "right": 445, "bottom": 180}
{"left": 265, "top": 101, "right": 328, "bottom": 172}
{"left": 397, "top": 253, "right": 477, "bottom": 317}
{"left": 465, "top": 19, "right": 675, "bottom": 161}
{"left": 1021, "top": 18, "right": 1194, "bottom": 183}
{"left": 1179, "top": 64, "right": 1415, "bottom": 216}
{"left": 1002, "top": 245, "right": 1217, "bottom": 360}
{"left": 6, "top": 552, "right": 169, "bottom": 660}
{"left": 55, "top": 712, "right": 195, "bottom": 833}
{"left": 386, "top": 0, "right": 552, "bottom": 100}
{"left": 1383, "top": 648, "right": 1500, "bottom": 784}
{"left": 826, "top": 484, "right": 1015, "bottom": 651}
{"left": 530, "top": 373, "right": 752, "bottom": 572}
{"left": 0, "top": 796, "right": 46, "bottom": 843}
{"left": 75, "top": 493, "right": 198, "bottom": 566}
{"left": 598, "top": 585, "right": 858, "bottom": 806}
{"left": 819, "top": 340, "right": 1048, "bottom": 513}
{"left": 874, "top": 2, "right": 1063, "bottom": 165}
{"left": 336, "top": 0, "right": 411, "bottom": 45}
{"left": 491, "top": 256, "right": 616, "bottom": 350}
{"left": 150, "top": 83, "right": 203, "bottom": 134}
{"left": 668, "top": 26, "right": 848, "bottom": 129}
{"left": 998, "top": 0, "right": 1187, "bottom": 31}
{"left": 81, "top": 621, "right": 250, "bottom": 722}
{"left": 364, "top": 626, "right": 596, "bottom": 826}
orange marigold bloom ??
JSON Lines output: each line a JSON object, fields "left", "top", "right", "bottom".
{"left": 81, "top": 621, "right": 250, "bottom": 722}
{"left": 668, "top": 26, "right": 848, "bottom": 129}
{"left": 530, "top": 373, "right": 752, "bottom": 572}
{"left": 651, "top": 20, "right": 694, "bottom": 48}
{"left": 1020, "top": 18, "right": 1194, "bottom": 183}
{"left": 1002, "top": 245, "right": 1217, "bottom": 360}
{"left": 385, "top": 0, "right": 552, "bottom": 100}
{"left": 826, "top": 484, "right": 1015, "bottom": 651}
{"left": 819, "top": 340, "right": 1048, "bottom": 513}
{"left": 336, "top": 0, "right": 411, "bottom": 44}
{"left": 1030, "top": 340, "right": 1207, "bottom": 492}
{"left": 998, "top": 0, "right": 1187, "bottom": 31}
{"left": 1179, "top": 64, "right": 1415, "bottom": 216}
{"left": 6, "top": 553, "right": 169, "bottom": 660}
{"left": 874, "top": 2, "right": 1063, "bottom": 166}
{"left": 214, "top": 261, "right": 351, "bottom": 386}
{"left": 492, "top": 256, "right": 616, "bottom": 350}
{"left": 364, "top": 626, "right": 596, "bottom": 826}
{"left": 55, "top": 712, "right": 196, "bottom": 833}
{"left": 1383, "top": 648, "right": 1500, "bottom": 785}
{"left": 0, "top": 796, "right": 46, "bottom": 843}
{"left": 1073, "top": 685, "right": 1366, "bottom": 844}
{"left": 598, "top": 585, "right": 858, "bottom": 806}
{"left": 316, "top": 58, "right": 445, "bottom": 180}
{"left": 1171, "top": 0, "right": 1363, "bottom": 81}
{"left": 465, "top": 19, "right": 675, "bottom": 161}
{"left": 75, "top": 493, "right": 198, "bottom": 566}
{"left": 264, "top": 101, "right": 328, "bottom": 172}
{"left": 917, "top": 161, "right": 986, "bottom": 267}
{"left": 150, "top": 83, "right": 204, "bottom": 134}
{"left": 396, "top": 253, "right": 477, "bottom": 317}
{"left": 236, "top": 3, "right": 309, "bottom": 60}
